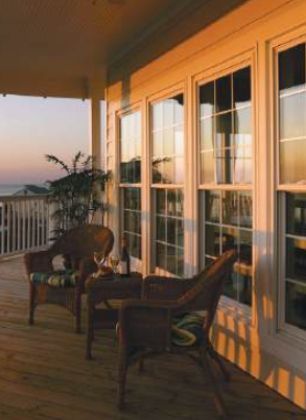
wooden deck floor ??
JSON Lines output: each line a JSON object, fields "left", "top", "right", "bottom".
{"left": 0, "top": 257, "right": 305, "bottom": 420}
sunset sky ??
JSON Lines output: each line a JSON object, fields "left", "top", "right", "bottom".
{"left": 0, "top": 95, "right": 89, "bottom": 184}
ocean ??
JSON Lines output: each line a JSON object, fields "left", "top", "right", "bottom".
{"left": 0, "top": 184, "right": 24, "bottom": 196}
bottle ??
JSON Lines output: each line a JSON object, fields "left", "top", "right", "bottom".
{"left": 119, "top": 237, "right": 130, "bottom": 276}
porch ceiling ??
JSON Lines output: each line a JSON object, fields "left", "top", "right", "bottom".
{"left": 0, "top": 0, "right": 248, "bottom": 99}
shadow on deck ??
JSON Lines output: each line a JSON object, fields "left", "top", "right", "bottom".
{"left": 0, "top": 257, "right": 304, "bottom": 419}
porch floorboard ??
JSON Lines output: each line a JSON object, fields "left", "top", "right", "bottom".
{"left": 0, "top": 257, "right": 304, "bottom": 419}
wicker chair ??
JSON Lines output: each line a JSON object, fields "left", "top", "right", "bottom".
{"left": 24, "top": 224, "right": 114, "bottom": 332}
{"left": 117, "top": 249, "right": 237, "bottom": 417}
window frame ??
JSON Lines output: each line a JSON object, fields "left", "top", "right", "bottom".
{"left": 148, "top": 84, "right": 186, "bottom": 277}
{"left": 194, "top": 54, "right": 256, "bottom": 322}
{"left": 117, "top": 104, "right": 143, "bottom": 263}
{"left": 273, "top": 32, "right": 306, "bottom": 341}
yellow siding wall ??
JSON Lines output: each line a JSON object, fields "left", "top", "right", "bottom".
{"left": 106, "top": 0, "right": 306, "bottom": 408}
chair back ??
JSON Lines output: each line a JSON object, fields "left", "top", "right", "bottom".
{"left": 50, "top": 224, "right": 114, "bottom": 266}
{"left": 177, "top": 249, "right": 237, "bottom": 334}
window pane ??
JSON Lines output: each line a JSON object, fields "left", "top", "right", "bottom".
{"left": 200, "top": 117, "right": 214, "bottom": 150}
{"left": 284, "top": 192, "right": 306, "bottom": 331}
{"left": 121, "top": 187, "right": 141, "bottom": 259}
{"left": 239, "top": 191, "right": 252, "bottom": 228}
{"left": 285, "top": 281, "right": 306, "bottom": 331}
{"left": 279, "top": 92, "right": 306, "bottom": 140}
{"left": 234, "top": 146, "right": 252, "bottom": 184}
{"left": 152, "top": 131, "right": 163, "bottom": 158}
{"left": 222, "top": 226, "right": 238, "bottom": 252}
{"left": 205, "top": 190, "right": 220, "bottom": 223}
{"left": 286, "top": 193, "right": 306, "bottom": 236}
{"left": 216, "top": 148, "right": 233, "bottom": 184}
{"left": 280, "top": 139, "right": 306, "bottom": 184}
{"left": 153, "top": 188, "right": 184, "bottom": 276}
{"left": 156, "top": 189, "right": 166, "bottom": 214}
{"left": 216, "top": 75, "right": 231, "bottom": 112}
{"left": 233, "top": 67, "right": 251, "bottom": 108}
{"left": 174, "top": 157, "right": 184, "bottom": 184}
{"left": 200, "top": 151, "right": 214, "bottom": 184}
{"left": 199, "top": 66, "right": 252, "bottom": 186}
{"left": 120, "top": 111, "right": 141, "bottom": 183}
{"left": 200, "top": 82, "right": 214, "bottom": 118}
{"left": 151, "top": 95, "right": 184, "bottom": 184}
{"left": 286, "top": 237, "right": 306, "bottom": 282}
{"left": 205, "top": 225, "right": 220, "bottom": 257}
{"left": 200, "top": 189, "right": 252, "bottom": 306}
{"left": 215, "top": 112, "right": 233, "bottom": 149}
{"left": 174, "top": 125, "right": 184, "bottom": 155}
{"left": 174, "top": 94, "right": 184, "bottom": 124}
{"left": 279, "top": 44, "right": 305, "bottom": 94}
{"left": 234, "top": 107, "right": 252, "bottom": 147}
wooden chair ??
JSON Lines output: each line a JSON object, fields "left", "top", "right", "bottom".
{"left": 24, "top": 224, "right": 114, "bottom": 333}
{"left": 117, "top": 249, "right": 237, "bottom": 417}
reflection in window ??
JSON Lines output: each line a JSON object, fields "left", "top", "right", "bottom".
{"left": 119, "top": 111, "right": 142, "bottom": 259}
{"left": 154, "top": 189, "right": 184, "bottom": 276}
{"left": 278, "top": 43, "right": 306, "bottom": 184}
{"left": 152, "top": 95, "right": 184, "bottom": 185}
{"left": 151, "top": 94, "right": 184, "bottom": 276}
{"left": 201, "top": 190, "right": 253, "bottom": 306}
{"left": 199, "top": 66, "right": 252, "bottom": 185}
{"left": 121, "top": 188, "right": 141, "bottom": 259}
{"left": 284, "top": 193, "right": 306, "bottom": 330}
{"left": 120, "top": 111, "right": 141, "bottom": 183}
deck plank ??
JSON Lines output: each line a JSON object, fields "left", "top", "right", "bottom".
{"left": 0, "top": 257, "right": 304, "bottom": 419}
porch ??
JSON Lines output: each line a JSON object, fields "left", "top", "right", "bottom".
{"left": 0, "top": 256, "right": 304, "bottom": 419}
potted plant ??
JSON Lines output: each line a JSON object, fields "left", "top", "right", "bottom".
{"left": 46, "top": 151, "right": 110, "bottom": 239}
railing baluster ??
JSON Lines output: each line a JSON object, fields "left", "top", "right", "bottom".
{"left": 0, "top": 195, "right": 49, "bottom": 258}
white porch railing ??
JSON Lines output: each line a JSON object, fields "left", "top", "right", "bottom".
{"left": 0, "top": 195, "right": 50, "bottom": 257}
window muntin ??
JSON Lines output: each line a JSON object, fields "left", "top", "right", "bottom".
{"left": 119, "top": 111, "right": 141, "bottom": 259}
{"left": 199, "top": 66, "right": 252, "bottom": 185}
{"left": 199, "top": 65, "right": 253, "bottom": 306}
{"left": 277, "top": 42, "right": 306, "bottom": 333}
{"left": 151, "top": 94, "right": 184, "bottom": 276}
{"left": 120, "top": 111, "right": 141, "bottom": 184}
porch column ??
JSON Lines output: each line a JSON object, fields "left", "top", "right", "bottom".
{"left": 88, "top": 74, "right": 106, "bottom": 224}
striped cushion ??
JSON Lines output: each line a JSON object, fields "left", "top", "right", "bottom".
{"left": 171, "top": 312, "right": 204, "bottom": 346}
{"left": 30, "top": 270, "right": 78, "bottom": 287}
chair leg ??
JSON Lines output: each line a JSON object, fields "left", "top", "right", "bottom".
{"left": 75, "top": 289, "right": 81, "bottom": 334}
{"left": 29, "top": 283, "right": 36, "bottom": 325}
{"left": 118, "top": 355, "right": 128, "bottom": 410}
{"left": 86, "top": 306, "right": 94, "bottom": 360}
{"left": 138, "top": 356, "right": 144, "bottom": 373}
{"left": 201, "top": 350, "right": 228, "bottom": 418}
{"left": 208, "top": 344, "right": 231, "bottom": 382}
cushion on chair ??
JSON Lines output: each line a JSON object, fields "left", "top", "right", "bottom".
{"left": 171, "top": 312, "right": 204, "bottom": 347}
{"left": 30, "top": 270, "right": 78, "bottom": 287}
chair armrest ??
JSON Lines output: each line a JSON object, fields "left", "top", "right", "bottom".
{"left": 142, "top": 275, "right": 198, "bottom": 300}
{"left": 119, "top": 299, "right": 178, "bottom": 350}
{"left": 24, "top": 250, "right": 53, "bottom": 275}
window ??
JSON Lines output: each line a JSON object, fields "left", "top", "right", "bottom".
{"left": 151, "top": 94, "right": 184, "bottom": 276}
{"left": 199, "top": 66, "right": 253, "bottom": 306}
{"left": 119, "top": 111, "right": 141, "bottom": 259}
{"left": 277, "top": 43, "right": 306, "bottom": 332}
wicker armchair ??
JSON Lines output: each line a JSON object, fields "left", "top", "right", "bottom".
{"left": 24, "top": 224, "right": 114, "bottom": 332}
{"left": 117, "top": 250, "right": 237, "bottom": 417}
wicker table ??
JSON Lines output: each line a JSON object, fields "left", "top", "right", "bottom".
{"left": 85, "top": 272, "right": 142, "bottom": 359}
